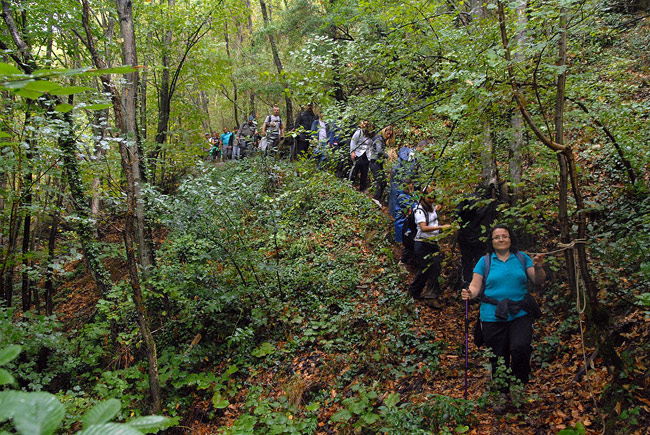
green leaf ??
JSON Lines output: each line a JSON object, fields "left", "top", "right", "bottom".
{"left": 82, "top": 399, "right": 121, "bottom": 429}
{"left": 211, "top": 391, "right": 229, "bottom": 409}
{"left": 54, "top": 103, "right": 74, "bottom": 113}
{"left": 0, "top": 345, "right": 22, "bottom": 365}
{"left": 455, "top": 425, "right": 470, "bottom": 433}
{"left": 250, "top": 342, "right": 275, "bottom": 358}
{"left": 1, "top": 79, "right": 33, "bottom": 90}
{"left": 0, "top": 391, "right": 28, "bottom": 421}
{"left": 12, "top": 392, "right": 65, "bottom": 435}
{"left": 15, "top": 88, "right": 43, "bottom": 99}
{"left": 0, "top": 131, "right": 11, "bottom": 138}
{"left": 330, "top": 408, "right": 352, "bottom": 423}
{"left": 50, "top": 86, "right": 93, "bottom": 96}
{"left": 24, "top": 81, "right": 60, "bottom": 93}
{"left": 77, "top": 423, "right": 143, "bottom": 435}
{"left": 0, "top": 63, "right": 22, "bottom": 76}
{"left": 127, "top": 415, "right": 172, "bottom": 433}
{"left": 85, "top": 103, "right": 112, "bottom": 111}
{"left": 0, "top": 369, "right": 15, "bottom": 386}
{"left": 383, "top": 392, "right": 400, "bottom": 409}
{"left": 361, "top": 412, "right": 380, "bottom": 424}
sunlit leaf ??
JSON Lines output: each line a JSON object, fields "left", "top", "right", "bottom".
{"left": 77, "top": 423, "right": 142, "bottom": 435}
{"left": 0, "top": 345, "right": 21, "bottom": 365}
{"left": 82, "top": 399, "right": 121, "bottom": 429}
{"left": 50, "top": 86, "right": 94, "bottom": 96}
{"left": 54, "top": 103, "right": 74, "bottom": 113}
{"left": 11, "top": 392, "right": 65, "bottom": 435}
{"left": 15, "top": 89, "right": 43, "bottom": 99}
{"left": 127, "top": 415, "right": 172, "bottom": 433}
{"left": 85, "top": 103, "right": 112, "bottom": 111}
{"left": 0, "top": 369, "right": 15, "bottom": 386}
{"left": 0, "top": 63, "right": 22, "bottom": 76}
{"left": 24, "top": 81, "right": 60, "bottom": 93}
{"left": 211, "top": 392, "right": 229, "bottom": 409}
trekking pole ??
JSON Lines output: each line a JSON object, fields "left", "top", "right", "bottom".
{"left": 464, "top": 291, "right": 469, "bottom": 400}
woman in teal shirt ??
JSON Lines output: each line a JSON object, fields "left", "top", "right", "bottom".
{"left": 461, "top": 225, "right": 545, "bottom": 391}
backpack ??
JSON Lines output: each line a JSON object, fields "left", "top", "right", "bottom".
{"left": 402, "top": 205, "right": 429, "bottom": 251}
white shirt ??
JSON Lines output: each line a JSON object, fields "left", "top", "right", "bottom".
{"left": 414, "top": 205, "right": 439, "bottom": 241}
{"left": 350, "top": 129, "right": 372, "bottom": 157}
{"left": 318, "top": 120, "right": 327, "bottom": 143}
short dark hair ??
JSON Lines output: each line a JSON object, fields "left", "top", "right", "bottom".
{"left": 487, "top": 224, "right": 519, "bottom": 254}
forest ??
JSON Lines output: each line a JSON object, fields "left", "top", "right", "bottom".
{"left": 0, "top": 0, "right": 649, "bottom": 434}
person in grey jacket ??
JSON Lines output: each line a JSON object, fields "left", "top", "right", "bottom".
{"left": 349, "top": 120, "right": 373, "bottom": 191}
{"left": 369, "top": 125, "right": 394, "bottom": 205}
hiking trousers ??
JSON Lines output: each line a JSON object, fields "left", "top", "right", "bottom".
{"left": 481, "top": 314, "right": 534, "bottom": 387}
{"left": 351, "top": 153, "right": 369, "bottom": 191}
{"left": 370, "top": 159, "right": 387, "bottom": 202}
{"left": 408, "top": 240, "right": 441, "bottom": 299}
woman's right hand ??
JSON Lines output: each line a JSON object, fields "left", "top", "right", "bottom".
{"left": 461, "top": 288, "right": 472, "bottom": 301}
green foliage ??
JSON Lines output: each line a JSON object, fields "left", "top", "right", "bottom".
{"left": 0, "top": 346, "right": 172, "bottom": 434}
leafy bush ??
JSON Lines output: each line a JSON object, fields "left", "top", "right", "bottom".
{"left": 0, "top": 345, "right": 172, "bottom": 435}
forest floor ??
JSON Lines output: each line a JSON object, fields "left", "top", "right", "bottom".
{"left": 53, "top": 188, "right": 649, "bottom": 435}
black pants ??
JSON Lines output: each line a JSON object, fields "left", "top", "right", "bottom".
{"left": 481, "top": 314, "right": 534, "bottom": 387}
{"left": 370, "top": 159, "right": 387, "bottom": 202}
{"left": 400, "top": 245, "right": 414, "bottom": 265}
{"left": 296, "top": 137, "right": 310, "bottom": 156}
{"left": 351, "top": 153, "right": 369, "bottom": 191}
{"left": 459, "top": 239, "right": 487, "bottom": 285}
{"left": 408, "top": 241, "right": 441, "bottom": 298}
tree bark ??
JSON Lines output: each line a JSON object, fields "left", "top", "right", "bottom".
{"left": 497, "top": 5, "right": 624, "bottom": 425}
{"left": 259, "top": 0, "right": 293, "bottom": 129}
{"left": 116, "top": 0, "right": 154, "bottom": 270}
{"left": 44, "top": 182, "right": 62, "bottom": 317}
{"left": 480, "top": 120, "right": 497, "bottom": 186}
{"left": 21, "top": 111, "right": 34, "bottom": 312}
{"left": 508, "top": 0, "right": 527, "bottom": 204}
{"left": 116, "top": 0, "right": 162, "bottom": 413}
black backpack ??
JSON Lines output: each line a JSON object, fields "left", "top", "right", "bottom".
{"left": 402, "top": 205, "right": 429, "bottom": 251}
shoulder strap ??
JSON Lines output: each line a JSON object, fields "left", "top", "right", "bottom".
{"left": 515, "top": 251, "right": 527, "bottom": 271}
{"left": 479, "top": 254, "right": 491, "bottom": 300}
{"left": 479, "top": 252, "right": 529, "bottom": 301}
{"left": 414, "top": 205, "right": 430, "bottom": 225}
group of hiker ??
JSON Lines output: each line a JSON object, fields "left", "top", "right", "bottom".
{"left": 392, "top": 171, "right": 546, "bottom": 407}
{"left": 205, "top": 103, "right": 547, "bottom": 407}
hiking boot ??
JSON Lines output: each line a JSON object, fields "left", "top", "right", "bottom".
{"left": 492, "top": 393, "right": 509, "bottom": 414}
{"left": 424, "top": 298, "right": 442, "bottom": 309}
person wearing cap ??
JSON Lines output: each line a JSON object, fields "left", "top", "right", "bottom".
{"left": 262, "top": 105, "right": 284, "bottom": 154}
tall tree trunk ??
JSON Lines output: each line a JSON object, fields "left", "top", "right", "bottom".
{"left": 116, "top": 0, "right": 154, "bottom": 270}
{"left": 140, "top": 60, "right": 148, "bottom": 141}
{"left": 44, "top": 179, "right": 62, "bottom": 316}
{"left": 199, "top": 91, "right": 211, "bottom": 133}
{"left": 508, "top": 0, "right": 526, "bottom": 204}
{"left": 116, "top": 0, "right": 161, "bottom": 413}
{"left": 21, "top": 112, "right": 34, "bottom": 312}
{"left": 91, "top": 108, "right": 110, "bottom": 226}
{"left": 259, "top": 0, "right": 293, "bottom": 129}
{"left": 1, "top": 201, "right": 20, "bottom": 307}
{"left": 497, "top": 5, "right": 624, "bottom": 427}
{"left": 480, "top": 119, "right": 497, "bottom": 186}
{"left": 224, "top": 22, "right": 239, "bottom": 126}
